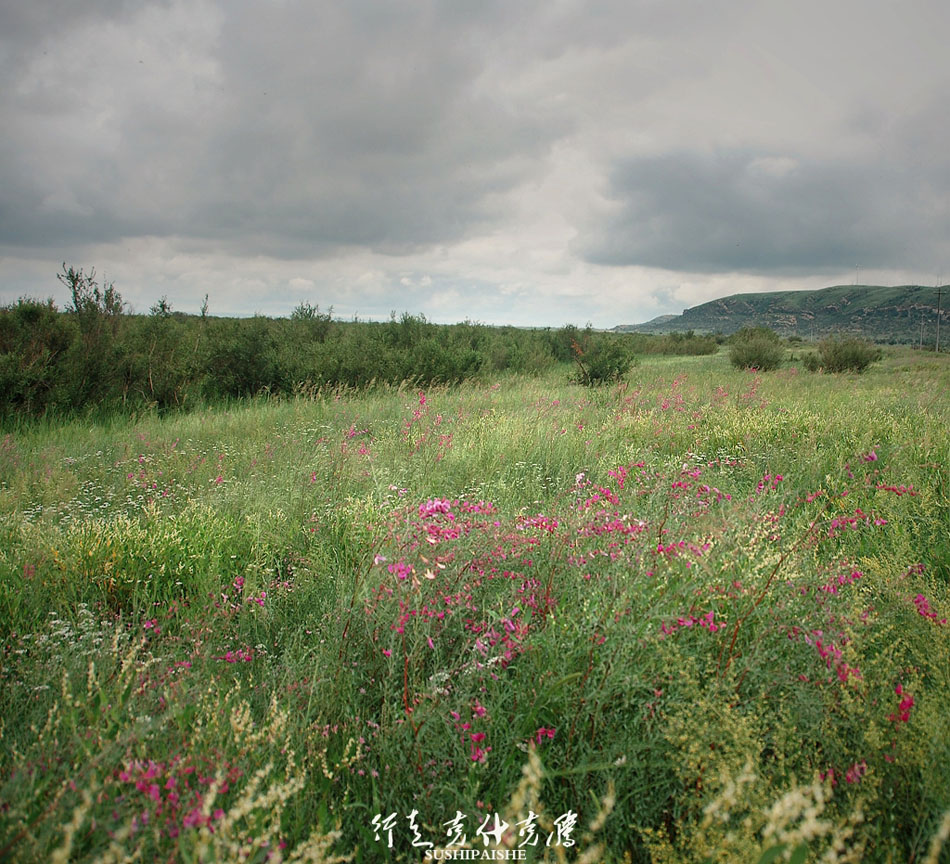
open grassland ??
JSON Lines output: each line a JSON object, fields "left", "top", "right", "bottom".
{"left": 1, "top": 349, "right": 949, "bottom": 862}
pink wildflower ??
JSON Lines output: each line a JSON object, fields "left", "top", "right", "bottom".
{"left": 889, "top": 684, "right": 914, "bottom": 723}
{"left": 913, "top": 594, "right": 947, "bottom": 624}
{"left": 845, "top": 761, "right": 868, "bottom": 784}
{"left": 388, "top": 560, "right": 413, "bottom": 581}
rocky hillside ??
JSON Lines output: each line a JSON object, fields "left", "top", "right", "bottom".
{"left": 616, "top": 285, "right": 947, "bottom": 344}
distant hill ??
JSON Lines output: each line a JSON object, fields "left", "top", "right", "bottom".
{"left": 614, "top": 285, "right": 948, "bottom": 344}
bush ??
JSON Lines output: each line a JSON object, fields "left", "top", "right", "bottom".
{"left": 729, "top": 337, "right": 783, "bottom": 371}
{"left": 649, "top": 331, "right": 719, "bottom": 356}
{"left": 204, "top": 316, "right": 281, "bottom": 398}
{"left": 571, "top": 331, "right": 635, "bottom": 385}
{"left": 59, "top": 264, "right": 128, "bottom": 407}
{"left": 728, "top": 325, "right": 781, "bottom": 345}
{"left": 815, "top": 336, "right": 882, "bottom": 373}
{"left": 0, "top": 297, "right": 75, "bottom": 415}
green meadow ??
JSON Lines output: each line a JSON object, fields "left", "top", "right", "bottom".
{"left": 1, "top": 348, "right": 949, "bottom": 862}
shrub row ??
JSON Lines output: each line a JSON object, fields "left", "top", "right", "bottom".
{"left": 0, "top": 268, "right": 659, "bottom": 419}
{"left": 727, "top": 326, "right": 883, "bottom": 374}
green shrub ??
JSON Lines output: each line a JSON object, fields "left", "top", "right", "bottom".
{"left": 816, "top": 336, "right": 882, "bottom": 373}
{"left": 550, "top": 324, "right": 582, "bottom": 363}
{"left": 570, "top": 331, "right": 635, "bottom": 385}
{"left": 728, "top": 325, "right": 781, "bottom": 345}
{"left": 729, "top": 337, "right": 783, "bottom": 371}
{"left": 204, "top": 316, "right": 281, "bottom": 398}
{"left": 649, "top": 331, "right": 719, "bottom": 356}
{"left": 0, "top": 297, "right": 75, "bottom": 415}
{"left": 290, "top": 302, "right": 334, "bottom": 342}
{"left": 60, "top": 264, "right": 128, "bottom": 407}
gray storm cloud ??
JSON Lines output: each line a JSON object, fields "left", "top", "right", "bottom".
{"left": 582, "top": 147, "right": 950, "bottom": 274}
{"left": 1, "top": 0, "right": 948, "bottom": 325}
{"left": 1, "top": 1, "right": 569, "bottom": 255}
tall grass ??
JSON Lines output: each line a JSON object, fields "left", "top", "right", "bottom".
{"left": 1, "top": 349, "right": 948, "bottom": 861}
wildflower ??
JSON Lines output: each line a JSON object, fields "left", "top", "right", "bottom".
{"left": 889, "top": 684, "right": 914, "bottom": 723}
{"left": 387, "top": 560, "right": 412, "bottom": 581}
{"left": 217, "top": 647, "right": 255, "bottom": 663}
{"left": 608, "top": 465, "right": 628, "bottom": 490}
{"left": 913, "top": 594, "right": 948, "bottom": 624}
{"left": 845, "top": 761, "right": 868, "bottom": 784}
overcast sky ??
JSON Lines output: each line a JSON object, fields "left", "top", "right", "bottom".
{"left": 2, "top": 0, "right": 948, "bottom": 327}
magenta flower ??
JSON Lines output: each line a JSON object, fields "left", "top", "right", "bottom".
{"left": 387, "top": 560, "right": 413, "bottom": 581}
{"left": 845, "top": 761, "right": 868, "bottom": 784}
{"left": 889, "top": 684, "right": 915, "bottom": 723}
{"left": 913, "top": 594, "right": 947, "bottom": 624}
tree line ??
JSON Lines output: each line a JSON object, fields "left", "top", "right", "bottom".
{"left": 0, "top": 265, "right": 719, "bottom": 420}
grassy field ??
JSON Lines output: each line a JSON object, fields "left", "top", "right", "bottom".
{"left": 1, "top": 348, "right": 949, "bottom": 862}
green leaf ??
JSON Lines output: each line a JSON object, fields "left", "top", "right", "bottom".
{"left": 755, "top": 845, "right": 788, "bottom": 864}
{"left": 788, "top": 843, "right": 809, "bottom": 864}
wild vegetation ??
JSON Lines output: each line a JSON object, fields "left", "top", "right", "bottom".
{"left": 2, "top": 266, "right": 720, "bottom": 422}
{"left": 1, "top": 341, "right": 948, "bottom": 862}
{"left": 728, "top": 327, "right": 785, "bottom": 372}
{"left": 801, "top": 338, "right": 884, "bottom": 375}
